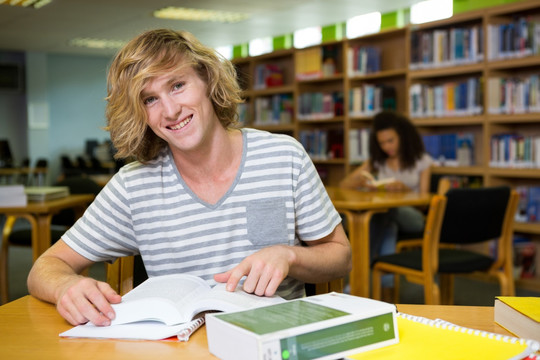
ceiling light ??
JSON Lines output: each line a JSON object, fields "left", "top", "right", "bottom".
{"left": 154, "top": 7, "right": 249, "bottom": 23}
{"left": 411, "top": 0, "right": 453, "bottom": 24}
{"left": 0, "top": 0, "right": 52, "bottom": 8}
{"left": 346, "top": 12, "right": 381, "bottom": 39}
{"left": 294, "top": 27, "right": 322, "bottom": 49}
{"left": 69, "top": 38, "right": 126, "bottom": 50}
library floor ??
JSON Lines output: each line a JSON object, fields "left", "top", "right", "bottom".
{"left": 5, "top": 243, "right": 540, "bottom": 305}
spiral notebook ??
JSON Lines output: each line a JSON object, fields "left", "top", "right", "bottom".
{"left": 347, "top": 312, "right": 540, "bottom": 360}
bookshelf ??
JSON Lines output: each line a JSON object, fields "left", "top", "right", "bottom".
{"left": 233, "top": 0, "right": 540, "bottom": 291}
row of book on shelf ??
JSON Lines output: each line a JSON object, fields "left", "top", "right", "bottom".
{"left": 349, "top": 85, "right": 396, "bottom": 117}
{"left": 347, "top": 46, "right": 381, "bottom": 76}
{"left": 422, "top": 132, "right": 475, "bottom": 167}
{"left": 295, "top": 44, "right": 339, "bottom": 80}
{"left": 299, "top": 129, "right": 344, "bottom": 161}
{"left": 490, "top": 133, "right": 540, "bottom": 169}
{"left": 297, "top": 91, "right": 343, "bottom": 121}
{"left": 487, "top": 16, "right": 540, "bottom": 60}
{"left": 517, "top": 185, "right": 540, "bottom": 224}
{"left": 253, "top": 63, "right": 285, "bottom": 90}
{"left": 410, "top": 24, "right": 484, "bottom": 69}
{"left": 409, "top": 77, "right": 483, "bottom": 118}
{"left": 252, "top": 94, "right": 293, "bottom": 126}
{"left": 487, "top": 74, "right": 540, "bottom": 114}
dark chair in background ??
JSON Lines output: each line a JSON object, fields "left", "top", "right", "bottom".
{"left": 0, "top": 177, "right": 102, "bottom": 304}
{"left": 372, "top": 186, "right": 519, "bottom": 305}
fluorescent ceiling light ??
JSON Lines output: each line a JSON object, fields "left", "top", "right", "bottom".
{"left": 249, "top": 37, "right": 273, "bottom": 57}
{"left": 346, "top": 12, "right": 381, "bottom": 39}
{"left": 154, "top": 7, "right": 249, "bottom": 23}
{"left": 293, "top": 27, "right": 322, "bottom": 49}
{"left": 411, "top": 0, "right": 453, "bottom": 24}
{"left": 0, "top": 0, "right": 52, "bottom": 8}
{"left": 69, "top": 38, "right": 126, "bottom": 50}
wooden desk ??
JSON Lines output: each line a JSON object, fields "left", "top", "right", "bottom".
{"left": 0, "top": 194, "right": 94, "bottom": 261}
{"left": 325, "top": 187, "right": 432, "bottom": 297}
{"left": 0, "top": 296, "right": 510, "bottom": 360}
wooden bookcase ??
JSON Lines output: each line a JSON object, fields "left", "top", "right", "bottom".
{"left": 233, "top": 0, "right": 540, "bottom": 291}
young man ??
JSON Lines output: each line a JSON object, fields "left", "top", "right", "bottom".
{"left": 27, "top": 29, "right": 351, "bottom": 327}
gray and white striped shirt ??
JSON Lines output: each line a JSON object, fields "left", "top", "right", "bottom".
{"left": 63, "top": 128, "right": 341, "bottom": 299}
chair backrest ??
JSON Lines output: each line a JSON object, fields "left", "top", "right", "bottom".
{"left": 52, "top": 177, "right": 102, "bottom": 226}
{"left": 439, "top": 186, "right": 512, "bottom": 245}
{"left": 421, "top": 195, "right": 448, "bottom": 276}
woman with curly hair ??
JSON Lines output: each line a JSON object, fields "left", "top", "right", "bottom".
{"left": 341, "top": 111, "right": 433, "bottom": 295}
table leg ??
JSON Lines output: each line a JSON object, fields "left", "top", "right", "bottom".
{"left": 340, "top": 208, "right": 388, "bottom": 298}
{"left": 33, "top": 214, "right": 53, "bottom": 262}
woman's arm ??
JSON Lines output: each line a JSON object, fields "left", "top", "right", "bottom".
{"left": 339, "top": 161, "right": 374, "bottom": 189}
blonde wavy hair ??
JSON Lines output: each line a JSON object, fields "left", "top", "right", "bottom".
{"left": 105, "top": 29, "right": 243, "bottom": 162}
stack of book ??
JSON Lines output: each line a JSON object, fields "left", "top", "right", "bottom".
{"left": 25, "top": 186, "right": 69, "bottom": 202}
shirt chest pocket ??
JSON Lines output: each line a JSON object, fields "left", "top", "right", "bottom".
{"left": 246, "top": 199, "right": 289, "bottom": 247}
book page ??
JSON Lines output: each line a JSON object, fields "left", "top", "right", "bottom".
{"left": 111, "top": 274, "right": 211, "bottom": 326}
{"left": 187, "top": 283, "right": 286, "bottom": 319}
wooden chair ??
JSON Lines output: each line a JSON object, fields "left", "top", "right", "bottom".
{"left": 107, "top": 255, "right": 343, "bottom": 296}
{"left": 372, "top": 186, "right": 519, "bottom": 305}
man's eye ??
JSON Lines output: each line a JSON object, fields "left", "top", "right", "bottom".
{"left": 173, "top": 82, "right": 185, "bottom": 91}
{"left": 143, "top": 96, "right": 157, "bottom": 105}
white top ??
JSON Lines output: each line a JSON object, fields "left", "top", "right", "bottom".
{"left": 375, "top": 153, "right": 433, "bottom": 192}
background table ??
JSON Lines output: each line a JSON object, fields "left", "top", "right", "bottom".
{"left": 325, "top": 187, "right": 432, "bottom": 297}
{"left": 0, "top": 296, "right": 511, "bottom": 360}
{"left": 0, "top": 194, "right": 94, "bottom": 261}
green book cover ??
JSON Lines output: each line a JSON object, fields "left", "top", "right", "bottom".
{"left": 207, "top": 292, "right": 398, "bottom": 360}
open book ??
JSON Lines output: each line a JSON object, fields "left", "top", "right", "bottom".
{"left": 60, "top": 274, "right": 286, "bottom": 340}
{"left": 358, "top": 170, "right": 396, "bottom": 188}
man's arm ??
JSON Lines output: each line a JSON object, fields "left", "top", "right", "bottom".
{"left": 214, "top": 223, "right": 352, "bottom": 297}
{"left": 27, "top": 239, "right": 122, "bottom": 326}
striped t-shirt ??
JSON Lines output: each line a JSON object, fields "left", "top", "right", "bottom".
{"left": 62, "top": 128, "right": 342, "bottom": 299}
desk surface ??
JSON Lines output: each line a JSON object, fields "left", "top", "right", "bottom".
{"left": 0, "top": 296, "right": 510, "bottom": 360}
{"left": 325, "top": 186, "right": 432, "bottom": 211}
{"left": 0, "top": 193, "right": 95, "bottom": 214}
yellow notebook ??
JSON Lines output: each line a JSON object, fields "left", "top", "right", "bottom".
{"left": 348, "top": 313, "right": 540, "bottom": 360}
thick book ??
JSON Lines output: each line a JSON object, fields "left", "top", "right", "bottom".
{"left": 25, "top": 186, "right": 69, "bottom": 202}
{"left": 60, "top": 274, "right": 285, "bottom": 340}
{"left": 494, "top": 296, "right": 540, "bottom": 342}
{"left": 206, "top": 292, "right": 398, "bottom": 360}
{"left": 347, "top": 312, "right": 540, "bottom": 360}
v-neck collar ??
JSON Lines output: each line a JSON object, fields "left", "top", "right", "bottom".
{"left": 169, "top": 128, "right": 247, "bottom": 209}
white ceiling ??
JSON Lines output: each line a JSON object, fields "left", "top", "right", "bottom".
{"left": 0, "top": 0, "right": 418, "bottom": 57}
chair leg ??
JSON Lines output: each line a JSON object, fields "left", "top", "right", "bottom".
{"left": 1, "top": 216, "right": 17, "bottom": 305}
{"left": 372, "top": 267, "right": 383, "bottom": 301}
{"left": 440, "top": 274, "right": 454, "bottom": 305}
{"left": 0, "top": 244, "right": 8, "bottom": 305}
{"left": 423, "top": 275, "right": 441, "bottom": 305}
{"left": 393, "top": 274, "right": 401, "bottom": 303}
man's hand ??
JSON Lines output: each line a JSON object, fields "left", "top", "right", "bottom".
{"left": 214, "top": 245, "right": 295, "bottom": 297}
{"left": 56, "top": 277, "right": 122, "bottom": 326}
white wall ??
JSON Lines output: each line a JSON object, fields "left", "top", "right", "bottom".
{"left": 0, "top": 50, "right": 112, "bottom": 184}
